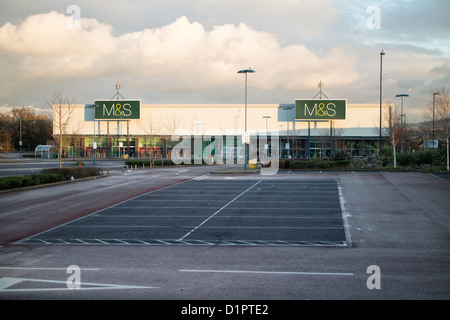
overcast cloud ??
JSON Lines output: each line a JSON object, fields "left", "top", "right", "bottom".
{"left": 0, "top": 0, "right": 449, "bottom": 122}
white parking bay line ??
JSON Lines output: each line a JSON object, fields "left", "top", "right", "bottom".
{"left": 0, "top": 266, "right": 99, "bottom": 271}
{"left": 179, "top": 269, "right": 354, "bottom": 276}
{"left": 178, "top": 180, "right": 262, "bottom": 241}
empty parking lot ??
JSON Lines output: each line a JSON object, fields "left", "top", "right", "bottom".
{"left": 16, "top": 178, "right": 350, "bottom": 247}
{"left": 1, "top": 167, "right": 449, "bottom": 301}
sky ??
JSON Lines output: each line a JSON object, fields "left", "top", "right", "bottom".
{"left": 0, "top": 0, "right": 449, "bottom": 123}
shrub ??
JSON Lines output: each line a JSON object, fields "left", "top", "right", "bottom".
{"left": 314, "top": 161, "right": 331, "bottom": 169}
{"left": 397, "top": 152, "right": 415, "bottom": 166}
{"left": 289, "top": 160, "right": 309, "bottom": 169}
{"left": 0, "top": 173, "right": 65, "bottom": 190}
{"left": 415, "top": 150, "right": 442, "bottom": 165}
{"left": 30, "top": 174, "right": 42, "bottom": 185}
{"left": 332, "top": 151, "right": 351, "bottom": 161}
{"left": 20, "top": 175, "right": 33, "bottom": 187}
{"left": 125, "top": 159, "right": 200, "bottom": 166}
{"left": 334, "top": 160, "right": 351, "bottom": 168}
{"left": 394, "top": 150, "right": 442, "bottom": 167}
{"left": 279, "top": 159, "right": 295, "bottom": 169}
{"left": 39, "top": 173, "right": 66, "bottom": 184}
{"left": 0, "top": 177, "right": 12, "bottom": 190}
{"left": 288, "top": 159, "right": 350, "bottom": 170}
{"left": 153, "top": 159, "right": 176, "bottom": 166}
{"left": 41, "top": 167, "right": 102, "bottom": 179}
{"left": 125, "top": 159, "right": 152, "bottom": 166}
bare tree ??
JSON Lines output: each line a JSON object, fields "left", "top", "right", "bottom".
{"left": 331, "top": 121, "right": 345, "bottom": 156}
{"left": 317, "top": 127, "right": 330, "bottom": 158}
{"left": 164, "top": 115, "right": 180, "bottom": 136}
{"left": 0, "top": 113, "right": 13, "bottom": 153}
{"left": 0, "top": 131, "right": 13, "bottom": 159}
{"left": 424, "top": 85, "right": 449, "bottom": 170}
{"left": 383, "top": 102, "right": 401, "bottom": 168}
{"left": 164, "top": 115, "right": 182, "bottom": 159}
{"left": 10, "top": 106, "right": 52, "bottom": 150}
{"left": 47, "top": 89, "right": 75, "bottom": 168}
{"left": 140, "top": 111, "right": 162, "bottom": 157}
{"left": 69, "top": 120, "right": 85, "bottom": 161}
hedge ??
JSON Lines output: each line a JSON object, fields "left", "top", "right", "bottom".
{"left": 41, "top": 167, "right": 102, "bottom": 179}
{"left": 0, "top": 167, "right": 103, "bottom": 191}
{"left": 125, "top": 159, "right": 210, "bottom": 166}
{"left": 125, "top": 159, "right": 175, "bottom": 166}
{"left": 396, "top": 150, "right": 444, "bottom": 167}
{"left": 288, "top": 159, "right": 351, "bottom": 170}
{"left": 0, "top": 174, "right": 65, "bottom": 191}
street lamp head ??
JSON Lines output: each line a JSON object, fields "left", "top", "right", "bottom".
{"left": 380, "top": 49, "right": 386, "bottom": 55}
{"left": 238, "top": 68, "right": 255, "bottom": 74}
{"left": 433, "top": 92, "right": 439, "bottom": 96}
{"left": 395, "top": 94, "right": 409, "bottom": 98}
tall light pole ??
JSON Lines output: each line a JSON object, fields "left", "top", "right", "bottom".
{"left": 395, "top": 94, "right": 409, "bottom": 153}
{"left": 263, "top": 116, "right": 271, "bottom": 132}
{"left": 432, "top": 92, "right": 439, "bottom": 150}
{"left": 18, "top": 117, "right": 23, "bottom": 157}
{"left": 379, "top": 50, "right": 386, "bottom": 155}
{"left": 92, "top": 105, "right": 98, "bottom": 165}
{"left": 263, "top": 116, "right": 271, "bottom": 157}
{"left": 237, "top": 68, "right": 255, "bottom": 170}
{"left": 282, "top": 107, "right": 293, "bottom": 158}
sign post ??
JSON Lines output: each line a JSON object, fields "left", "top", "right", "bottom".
{"left": 295, "top": 99, "right": 346, "bottom": 159}
{"left": 94, "top": 100, "right": 140, "bottom": 158}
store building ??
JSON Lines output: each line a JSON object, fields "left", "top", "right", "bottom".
{"left": 54, "top": 101, "right": 388, "bottom": 160}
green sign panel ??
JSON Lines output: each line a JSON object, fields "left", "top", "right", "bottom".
{"left": 295, "top": 99, "right": 346, "bottom": 120}
{"left": 94, "top": 100, "right": 140, "bottom": 120}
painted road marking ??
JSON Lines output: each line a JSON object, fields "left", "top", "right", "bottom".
{"left": 179, "top": 269, "right": 354, "bottom": 276}
{"left": 14, "top": 179, "right": 349, "bottom": 247}
{"left": 0, "top": 266, "right": 99, "bottom": 271}
{"left": 0, "top": 277, "right": 159, "bottom": 292}
{"left": 178, "top": 180, "right": 262, "bottom": 240}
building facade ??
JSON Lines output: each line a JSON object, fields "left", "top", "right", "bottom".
{"left": 55, "top": 102, "right": 387, "bottom": 160}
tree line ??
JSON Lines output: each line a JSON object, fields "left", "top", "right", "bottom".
{"left": 383, "top": 85, "right": 449, "bottom": 169}
{"left": 0, "top": 106, "right": 53, "bottom": 156}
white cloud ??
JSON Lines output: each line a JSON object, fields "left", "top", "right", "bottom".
{"left": 0, "top": 2, "right": 448, "bottom": 123}
{"left": 0, "top": 11, "right": 116, "bottom": 79}
{"left": 197, "top": 0, "right": 338, "bottom": 40}
{"left": 0, "top": 11, "right": 358, "bottom": 99}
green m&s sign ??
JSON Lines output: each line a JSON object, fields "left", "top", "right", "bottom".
{"left": 94, "top": 100, "right": 140, "bottom": 120}
{"left": 295, "top": 99, "right": 346, "bottom": 120}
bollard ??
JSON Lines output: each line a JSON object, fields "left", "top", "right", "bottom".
{"left": 107, "top": 168, "right": 110, "bottom": 175}
{"left": 143, "top": 164, "right": 145, "bottom": 170}
{"left": 135, "top": 164, "right": 137, "bottom": 170}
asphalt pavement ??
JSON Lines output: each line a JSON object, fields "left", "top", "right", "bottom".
{"left": 0, "top": 160, "right": 449, "bottom": 304}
